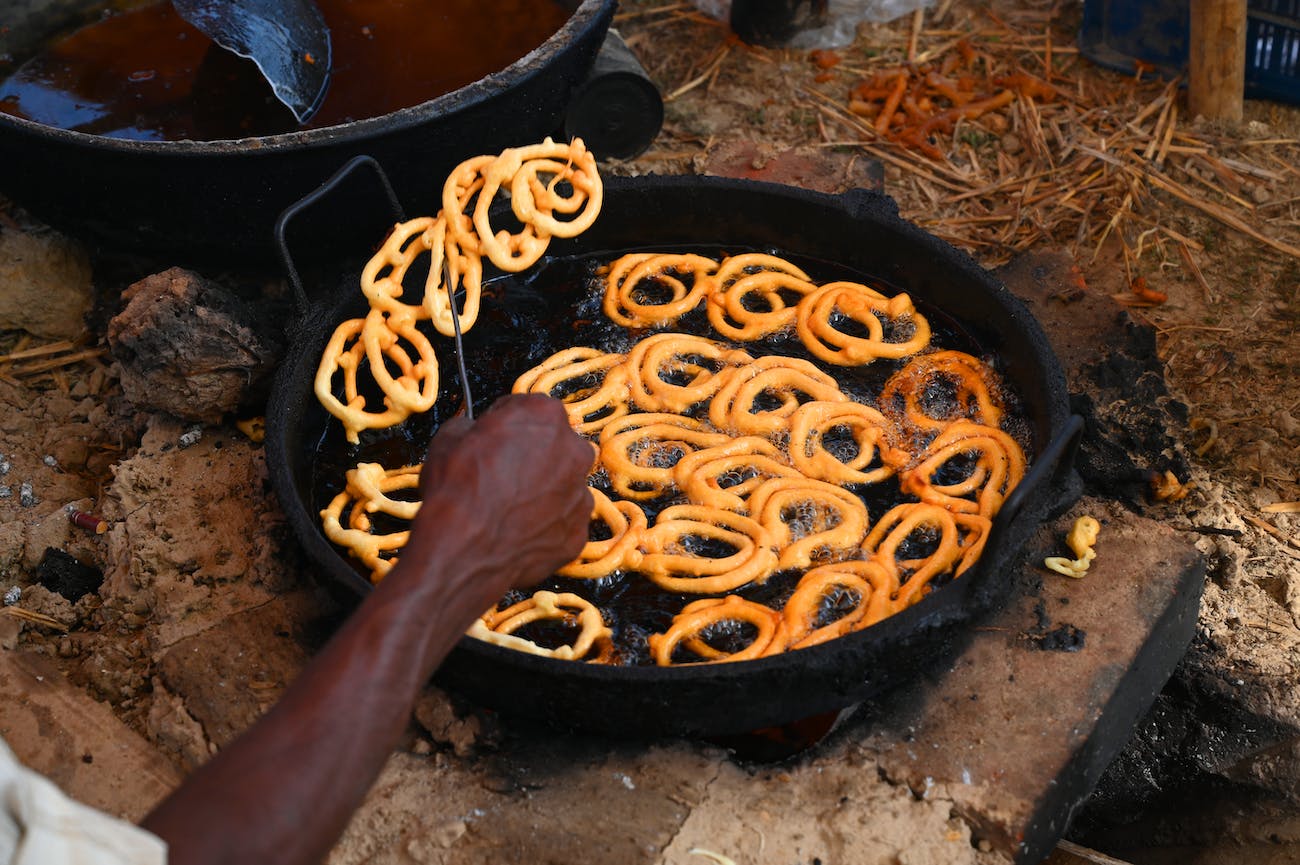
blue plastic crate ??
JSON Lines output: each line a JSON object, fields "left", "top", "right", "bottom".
{"left": 1079, "top": 0, "right": 1300, "bottom": 105}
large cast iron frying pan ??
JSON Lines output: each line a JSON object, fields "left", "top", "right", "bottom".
{"left": 267, "top": 173, "right": 1081, "bottom": 738}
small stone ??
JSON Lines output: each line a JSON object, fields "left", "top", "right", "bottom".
{"left": 1000, "top": 133, "right": 1023, "bottom": 155}
{"left": 178, "top": 428, "right": 203, "bottom": 449}
{"left": 18, "top": 482, "right": 37, "bottom": 508}
{"left": 1272, "top": 410, "right": 1300, "bottom": 438}
{"left": 41, "top": 454, "right": 59, "bottom": 469}
{"left": 0, "top": 486, "right": 10, "bottom": 499}
{"left": 0, "top": 230, "right": 92, "bottom": 339}
{"left": 1250, "top": 184, "right": 1270, "bottom": 205}
{"left": 3, "top": 586, "right": 20, "bottom": 606}
{"left": 0, "top": 455, "right": 9, "bottom": 476}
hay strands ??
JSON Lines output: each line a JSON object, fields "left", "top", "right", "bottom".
{"left": 0, "top": 339, "right": 105, "bottom": 380}
{"left": 803, "top": 6, "right": 1300, "bottom": 268}
{"left": 2, "top": 606, "right": 69, "bottom": 632}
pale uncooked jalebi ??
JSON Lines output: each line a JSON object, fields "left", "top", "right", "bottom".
{"left": 468, "top": 590, "right": 615, "bottom": 663}
{"left": 321, "top": 462, "right": 422, "bottom": 582}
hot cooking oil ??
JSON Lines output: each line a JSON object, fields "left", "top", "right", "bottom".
{"left": 0, "top": 0, "right": 573, "bottom": 140}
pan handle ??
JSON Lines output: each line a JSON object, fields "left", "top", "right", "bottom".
{"left": 996, "top": 414, "right": 1085, "bottom": 530}
{"left": 273, "top": 155, "right": 406, "bottom": 315}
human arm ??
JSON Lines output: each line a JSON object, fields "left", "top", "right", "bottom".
{"left": 140, "top": 394, "right": 592, "bottom": 865}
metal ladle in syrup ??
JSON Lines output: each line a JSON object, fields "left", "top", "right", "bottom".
{"left": 173, "top": 0, "right": 332, "bottom": 123}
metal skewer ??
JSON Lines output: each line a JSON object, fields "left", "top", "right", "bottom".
{"left": 442, "top": 259, "right": 475, "bottom": 421}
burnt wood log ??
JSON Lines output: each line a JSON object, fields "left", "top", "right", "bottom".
{"left": 107, "top": 268, "right": 281, "bottom": 423}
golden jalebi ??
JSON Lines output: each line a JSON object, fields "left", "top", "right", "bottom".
{"left": 320, "top": 238, "right": 1032, "bottom": 667}
{"left": 314, "top": 137, "right": 602, "bottom": 443}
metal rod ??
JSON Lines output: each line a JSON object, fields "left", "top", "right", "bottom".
{"left": 442, "top": 259, "right": 475, "bottom": 421}
{"left": 273, "top": 155, "right": 406, "bottom": 314}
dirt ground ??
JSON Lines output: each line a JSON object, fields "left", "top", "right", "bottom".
{"left": 0, "top": 1, "right": 1297, "bottom": 863}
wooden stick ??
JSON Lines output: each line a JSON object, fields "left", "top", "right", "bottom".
{"left": 1177, "top": 241, "right": 1218, "bottom": 302}
{"left": 1047, "top": 839, "right": 1136, "bottom": 865}
{"left": 907, "top": 7, "right": 925, "bottom": 63}
{"left": 1188, "top": 0, "right": 1247, "bottom": 122}
{"left": 0, "top": 340, "right": 77, "bottom": 363}
{"left": 10, "top": 349, "right": 105, "bottom": 377}
{"left": 2, "top": 607, "right": 69, "bottom": 632}
{"left": 1241, "top": 512, "right": 1300, "bottom": 552}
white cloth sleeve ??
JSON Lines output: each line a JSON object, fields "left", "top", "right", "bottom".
{"left": 0, "top": 739, "right": 167, "bottom": 865}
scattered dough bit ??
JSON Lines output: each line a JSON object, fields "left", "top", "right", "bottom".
{"left": 1044, "top": 516, "right": 1101, "bottom": 579}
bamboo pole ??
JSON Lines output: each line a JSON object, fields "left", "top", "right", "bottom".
{"left": 1188, "top": 0, "right": 1248, "bottom": 122}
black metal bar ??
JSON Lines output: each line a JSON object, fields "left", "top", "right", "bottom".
{"left": 273, "top": 155, "right": 406, "bottom": 314}
{"left": 997, "top": 413, "right": 1085, "bottom": 531}
{"left": 441, "top": 260, "right": 475, "bottom": 421}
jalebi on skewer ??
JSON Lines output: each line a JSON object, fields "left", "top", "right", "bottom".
{"left": 314, "top": 137, "right": 603, "bottom": 443}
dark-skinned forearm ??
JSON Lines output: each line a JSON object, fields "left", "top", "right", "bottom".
{"left": 141, "top": 499, "right": 502, "bottom": 865}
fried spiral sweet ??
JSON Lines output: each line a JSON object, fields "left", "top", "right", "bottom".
{"left": 315, "top": 137, "right": 601, "bottom": 443}
{"left": 648, "top": 596, "right": 786, "bottom": 665}
{"left": 786, "top": 401, "right": 907, "bottom": 485}
{"left": 624, "top": 333, "right": 754, "bottom": 413}
{"left": 796, "top": 282, "right": 932, "bottom": 365}
{"left": 637, "top": 504, "right": 779, "bottom": 594}
{"left": 708, "top": 355, "right": 846, "bottom": 436}
{"left": 782, "top": 560, "right": 899, "bottom": 649}
{"left": 880, "top": 350, "right": 1005, "bottom": 432}
{"left": 670, "top": 436, "right": 801, "bottom": 512}
{"left": 556, "top": 487, "right": 648, "bottom": 579}
{"left": 512, "top": 347, "right": 631, "bottom": 435}
{"left": 320, "top": 463, "right": 422, "bottom": 582}
{"left": 469, "top": 590, "right": 615, "bottom": 662}
{"left": 320, "top": 232, "right": 1032, "bottom": 667}
{"left": 706, "top": 254, "right": 817, "bottom": 341}
{"left": 862, "top": 503, "right": 991, "bottom": 606}
{"left": 898, "top": 419, "right": 1026, "bottom": 519}
{"left": 314, "top": 312, "right": 439, "bottom": 444}
{"left": 358, "top": 216, "right": 438, "bottom": 325}
{"left": 603, "top": 253, "right": 719, "bottom": 327}
{"left": 598, "top": 251, "right": 932, "bottom": 364}
{"left": 747, "top": 476, "right": 871, "bottom": 571}
{"left": 598, "top": 413, "right": 730, "bottom": 501}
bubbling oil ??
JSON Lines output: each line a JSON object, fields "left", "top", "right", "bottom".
{"left": 309, "top": 246, "right": 1034, "bottom": 666}
{"left": 0, "top": 0, "right": 572, "bottom": 140}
